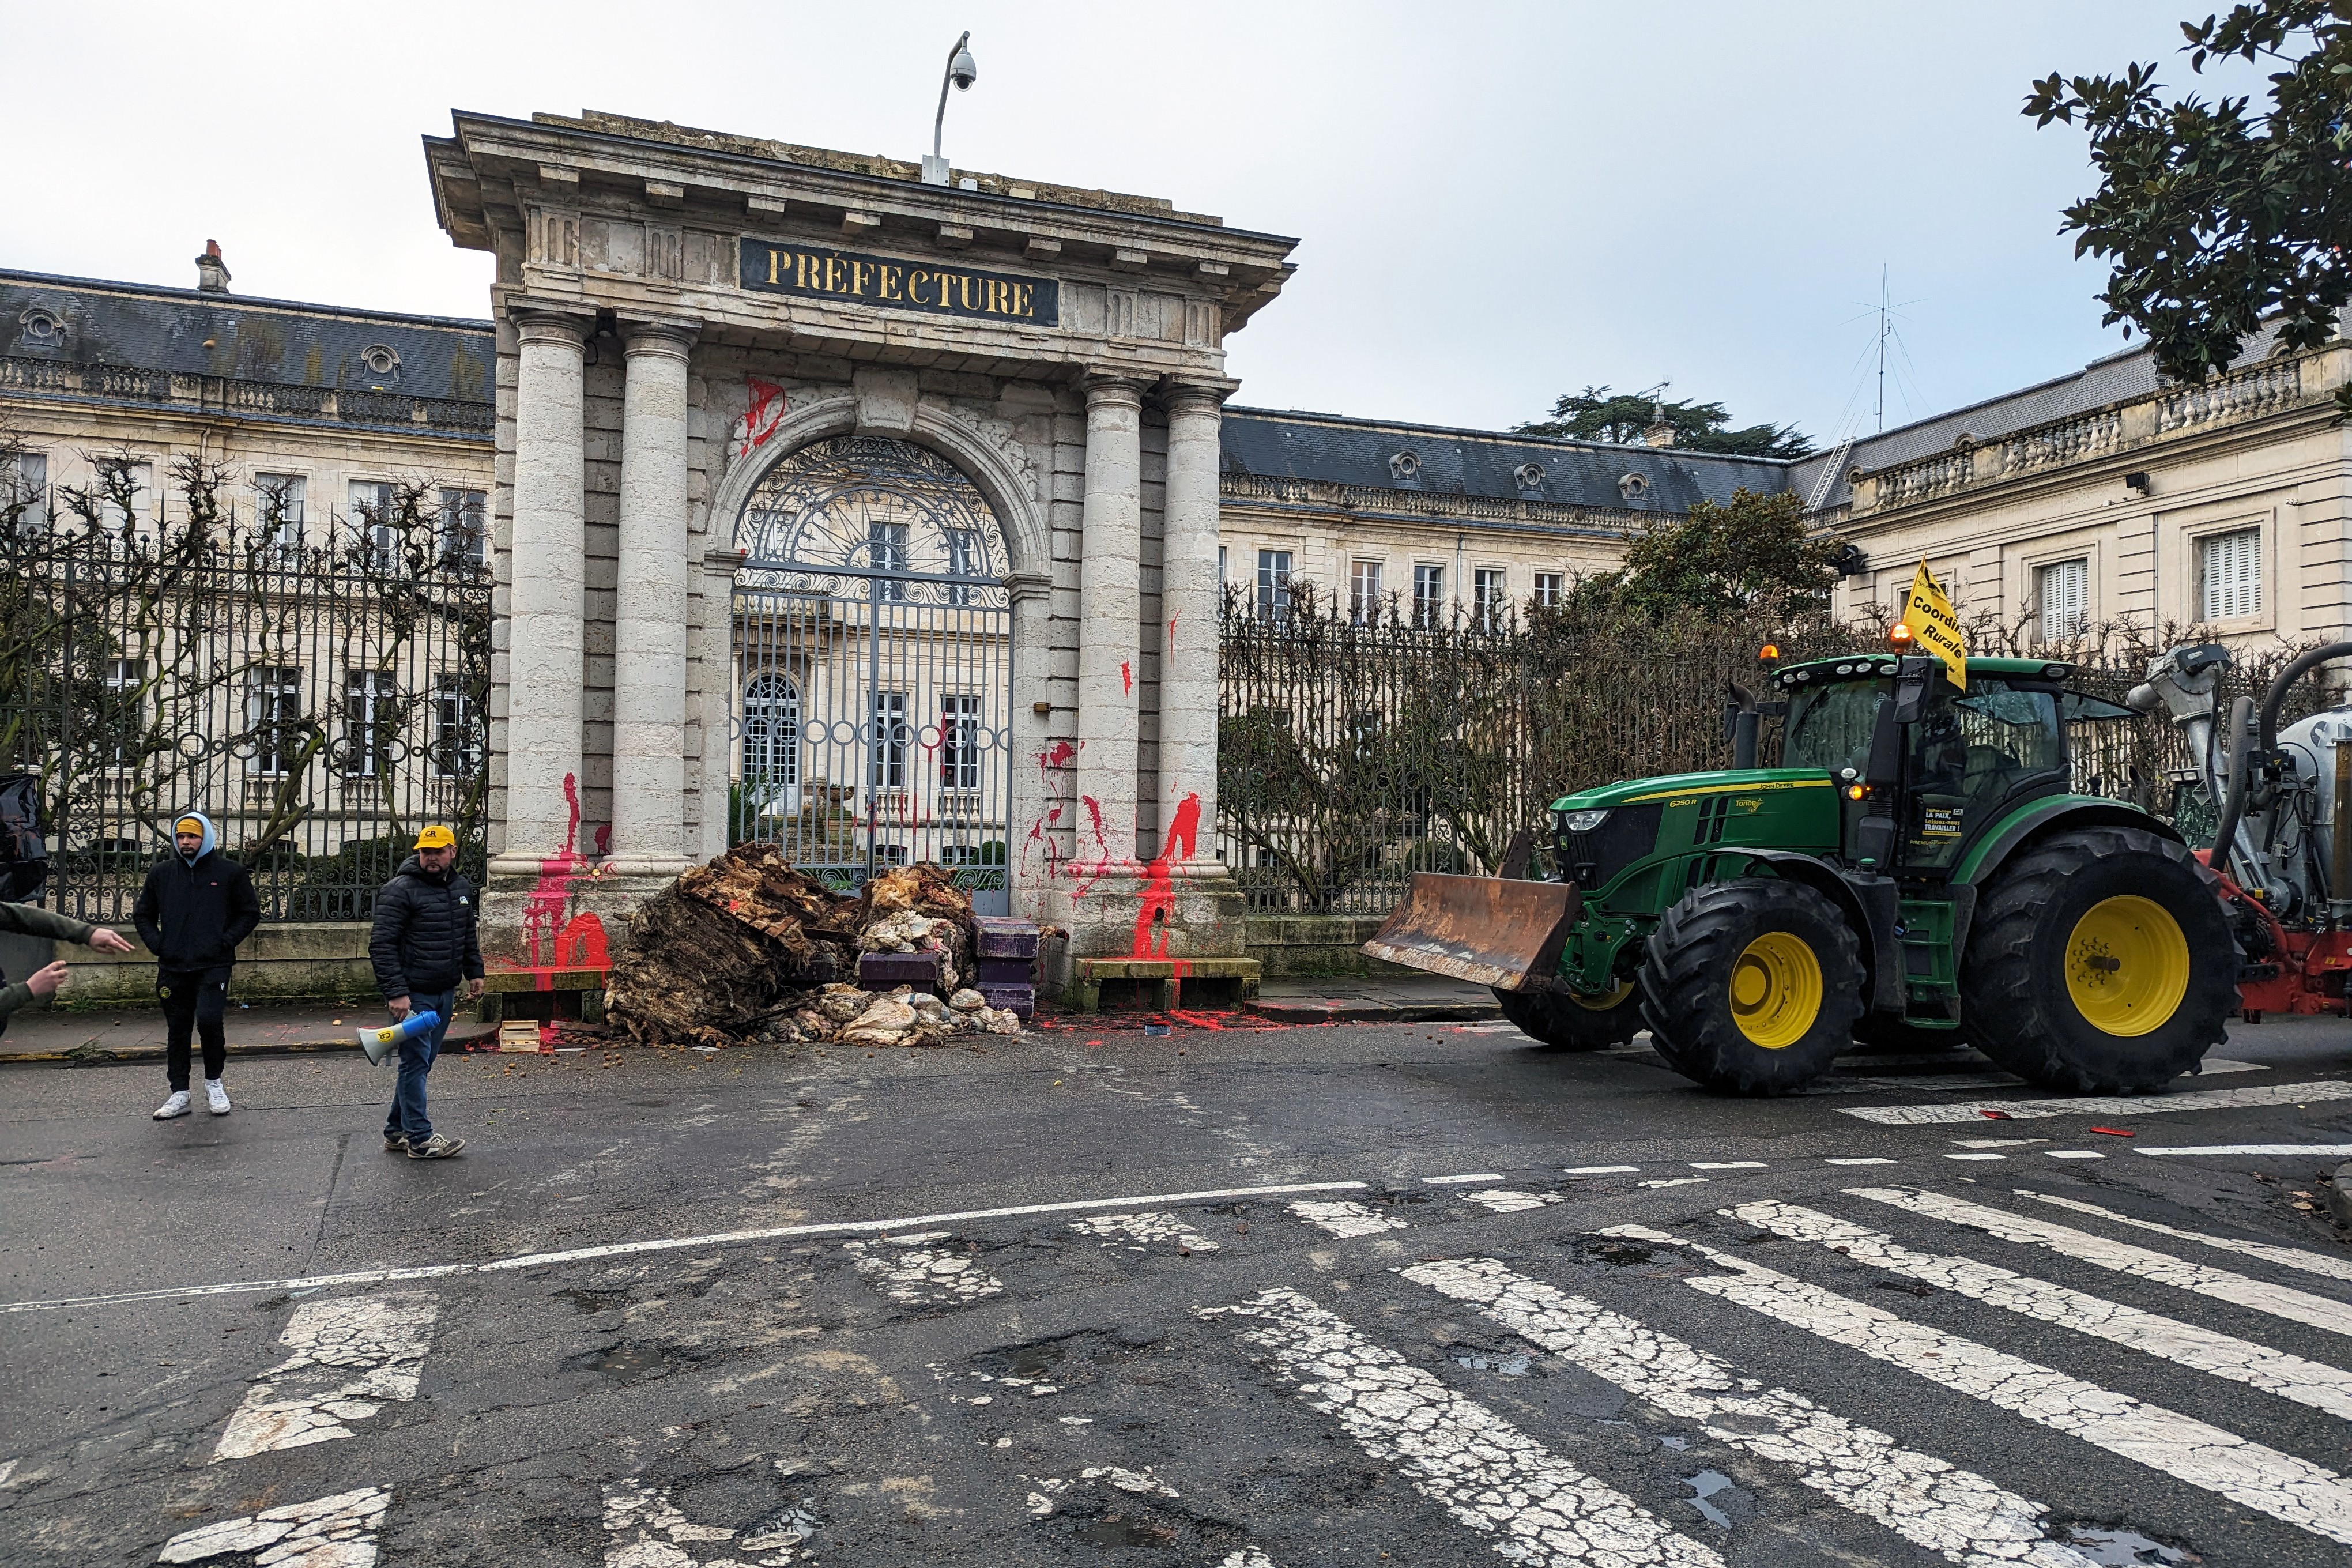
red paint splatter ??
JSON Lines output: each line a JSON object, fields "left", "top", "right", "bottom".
{"left": 1130, "top": 792, "right": 1201, "bottom": 960}
{"left": 1167, "top": 612, "right": 1178, "bottom": 649}
{"left": 552, "top": 911, "right": 608, "bottom": 969}
{"left": 593, "top": 821, "right": 610, "bottom": 856}
{"left": 1121, "top": 661, "right": 1133, "bottom": 696}
{"left": 739, "top": 378, "right": 788, "bottom": 456}
{"left": 1042, "top": 740, "right": 1076, "bottom": 769}
{"left": 522, "top": 774, "right": 586, "bottom": 968}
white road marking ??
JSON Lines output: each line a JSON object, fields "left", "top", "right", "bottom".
{"left": 2198, "top": 1058, "right": 2267, "bottom": 1073}
{"left": 213, "top": 1295, "right": 437, "bottom": 1461}
{"left": 1824, "top": 1158, "right": 1899, "bottom": 1166}
{"left": 2044, "top": 1152, "right": 2104, "bottom": 1160}
{"left": 1564, "top": 1165, "right": 1641, "bottom": 1175}
{"left": 1954, "top": 1140, "right": 2043, "bottom": 1149}
{"left": 1023, "top": 1465, "right": 1180, "bottom": 1516}
{"left": 1206, "top": 1286, "right": 1721, "bottom": 1567}
{"left": 1422, "top": 1173, "right": 1504, "bottom": 1185}
{"left": 1463, "top": 1189, "right": 1566, "bottom": 1214}
{"left": 1732, "top": 1200, "right": 2352, "bottom": 1422}
{"left": 1850, "top": 1187, "right": 2352, "bottom": 1337}
{"left": 1945, "top": 1154, "right": 2007, "bottom": 1162}
{"left": 1287, "top": 1200, "right": 1408, "bottom": 1238}
{"left": 1640, "top": 1178, "right": 1710, "bottom": 1189}
{"left": 156, "top": 1486, "right": 389, "bottom": 1565}
{"left": 2136, "top": 1144, "right": 2352, "bottom": 1157}
{"left": 605, "top": 1475, "right": 816, "bottom": 1565}
{"left": 1220, "top": 1552, "right": 1279, "bottom": 1568}
{"left": 1458, "top": 1022, "right": 1529, "bottom": 1033}
{"left": 1614, "top": 1224, "right": 2352, "bottom": 1547}
{"left": 2019, "top": 1189, "right": 2352, "bottom": 1286}
{"left": 1404, "top": 1256, "right": 2097, "bottom": 1568}
{"left": 842, "top": 1232, "right": 1002, "bottom": 1307}
{"left": 1690, "top": 1161, "right": 1767, "bottom": 1170}
{"left": 1836, "top": 1080, "right": 2352, "bottom": 1125}
{"left": 1, "top": 1179, "right": 1369, "bottom": 1314}
{"left": 1069, "top": 1211, "right": 1219, "bottom": 1253}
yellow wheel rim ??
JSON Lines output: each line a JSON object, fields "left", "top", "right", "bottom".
{"left": 1729, "top": 931, "right": 1823, "bottom": 1050}
{"left": 2065, "top": 895, "right": 2189, "bottom": 1036}
{"left": 1571, "top": 980, "right": 1636, "bottom": 1011}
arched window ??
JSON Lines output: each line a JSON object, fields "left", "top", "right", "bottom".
{"left": 742, "top": 672, "right": 801, "bottom": 787}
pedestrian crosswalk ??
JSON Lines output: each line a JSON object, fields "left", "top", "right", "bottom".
{"left": 129, "top": 1173, "right": 2352, "bottom": 1565}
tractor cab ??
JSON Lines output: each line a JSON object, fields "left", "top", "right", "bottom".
{"left": 1774, "top": 653, "right": 2132, "bottom": 880}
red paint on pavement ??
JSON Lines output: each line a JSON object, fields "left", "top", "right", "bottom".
{"left": 2089, "top": 1125, "right": 2137, "bottom": 1137}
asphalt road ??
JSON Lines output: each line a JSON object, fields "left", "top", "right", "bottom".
{"left": 4, "top": 1011, "right": 2351, "bottom": 1567}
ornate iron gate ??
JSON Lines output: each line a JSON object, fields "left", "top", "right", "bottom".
{"left": 728, "top": 435, "right": 1014, "bottom": 913}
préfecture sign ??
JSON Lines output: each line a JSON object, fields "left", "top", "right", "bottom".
{"left": 739, "top": 239, "right": 1060, "bottom": 326}
{"left": 1902, "top": 560, "right": 1967, "bottom": 689}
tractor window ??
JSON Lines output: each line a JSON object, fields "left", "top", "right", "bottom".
{"left": 1784, "top": 679, "right": 1891, "bottom": 775}
{"left": 1905, "top": 679, "right": 2064, "bottom": 869}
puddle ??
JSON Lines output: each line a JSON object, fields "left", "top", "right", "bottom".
{"left": 559, "top": 1287, "right": 630, "bottom": 1314}
{"left": 1685, "top": 1470, "right": 1737, "bottom": 1529}
{"left": 1659, "top": 1435, "right": 1690, "bottom": 1451}
{"left": 1453, "top": 1352, "right": 1532, "bottom": 1377}
{"left": 1584, "top": 1239, "right": 1655, "bottom": 1266}
{"left": 2064, "top": 1526, "right": 2199, "bottom": 1565}
{"left": 584, "top": 1345, "right": 671, "bottom": 1382}
{"left": 1074, "top": 1516, "right": 1175, "bottom": 1547}
{"left": 1004, "top": 1343, "right": 1065, "bottom": 1382}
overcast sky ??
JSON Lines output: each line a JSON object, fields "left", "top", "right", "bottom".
{"left": 5, "top": 2, "right": 2249, "bottom": 451}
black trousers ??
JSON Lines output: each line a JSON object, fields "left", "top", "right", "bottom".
{"left": 159, "top": 970, "right": 227, "bottom": 1090}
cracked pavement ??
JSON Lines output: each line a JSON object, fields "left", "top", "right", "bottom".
{"left": 3, "top": 1013, "right": 2351, "bottom": 1565}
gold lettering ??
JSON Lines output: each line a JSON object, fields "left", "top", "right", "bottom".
{"left": 825, "top": 255, "right": 846, "bottom": 293}
{"left": 879, "top": 263, "right": 903, "bottom": 301}
{"left": 958, "top": 274, "right": 979, "bottom": 310}
{"left": 767, "top": 248, "right": 780, "bottom": 285}
{"left": 850, "top": 259, "right": 873, "bottom": 296}
{"left": 1011, "top": 282, "right": 1033, "bottom": 317}
{"left": 987, "top": 278, "right": 1009, "bottom": 315}
{"left": 909, "top": 269, "right": 931, "bottom": 304}
{"left": 795, "top": 251, "right": 812, "bottom": 289}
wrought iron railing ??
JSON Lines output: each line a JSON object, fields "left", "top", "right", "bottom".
{"left": 1, "top": 478, "right": 490, "bottom": 925}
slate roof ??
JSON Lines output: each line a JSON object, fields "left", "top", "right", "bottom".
{"left": 0, "top": 269, "right": 495, "bottom": 403}
{"left": 1788, "top": 314, "right": 2339, "bottom": 512}
{"left": 1220, "top": 406, "right": 1796, "bottom": 513}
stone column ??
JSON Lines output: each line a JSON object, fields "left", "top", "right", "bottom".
{"left": 1073, "top": 374, "right": 1145, "bottom": 889}
{"left": 608, "top": 320, "right": 698, "bottom": 875}
{"left": 1160, "top": 382, "right": 1227, "bottom": 870}
{"left": 491, "top": 311, "right": 587, "bottom": 876}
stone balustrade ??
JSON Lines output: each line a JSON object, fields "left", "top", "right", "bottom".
{"left": 0, "top": 354, "right": 493, "bottom": 435}
{"left": 1851, "top": 346, "right": 2334, "bottom": 517}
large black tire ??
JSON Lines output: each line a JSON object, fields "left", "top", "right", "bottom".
{"left": 1494, "top": 981, "right": 1642, "bottom": 1051}
{"left": 1961, "top": 825, "right": 2234, "bottom": 1092}
{"left": 1639, "top": 879, "right": 1867, "bottom": 1094}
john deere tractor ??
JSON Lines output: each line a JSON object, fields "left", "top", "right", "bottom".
{"left": 1367, "top": 651, "right": 2238, "bottom": 1095}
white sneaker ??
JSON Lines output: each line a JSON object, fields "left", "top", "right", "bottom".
{"left": 153, "top": 1091, "right": 191, "bottom": 1120}
{"left": 205, "top": 1079, "right": 231, "bottom": 1115}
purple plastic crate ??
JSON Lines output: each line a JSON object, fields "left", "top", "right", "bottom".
{"left": 972, "top": 916, "right": 1041, "bottom": 960}
{"left": 976, "top": 956, "right": 1036, "bottom": 986}
{"left": 978, "top": 982, "right": 1035, "bottom": 1020}
{"left": 858, "top": 951, "right": 942, "bottom": 992}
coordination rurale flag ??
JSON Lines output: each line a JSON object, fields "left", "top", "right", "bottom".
{"left": 1902, "top": 561, "right": 1966, "bottom": 689}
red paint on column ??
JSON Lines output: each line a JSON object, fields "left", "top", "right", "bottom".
{"left": 1121, "top": 661, "right": 1133, "bottom": 696}
{"left": 522, "top": 773, "right": 585, "bottom": 968}
{"left": 1130, "top": 791, "right": 1201, "bottom": 960}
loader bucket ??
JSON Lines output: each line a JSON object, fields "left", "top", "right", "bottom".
{"left": 1362, "top": 873, "right": 1579, "bottom": 991}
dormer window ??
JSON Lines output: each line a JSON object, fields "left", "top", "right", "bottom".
{"left": 1513, "top": 462, "right": 1545, "bottom": 491}
{"left": 1389, "top": 450, "right": 1421, "bottom": 482}
{"left": 359, "top": 344, "right": 402, "bottom": 379}
{"left": 1618, "top": 472, "right": 1650, "bottom": 502}
{"left": 17, "top": 307, "right": 64, "bottom": 347}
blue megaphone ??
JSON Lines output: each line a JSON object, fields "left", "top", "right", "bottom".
{"left": 358, "top": 1009, "right": 439, "bottom": 1066}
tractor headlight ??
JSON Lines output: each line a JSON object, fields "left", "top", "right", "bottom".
{"left": 1559, "top": 808, "right": 1612, "bottom": 834}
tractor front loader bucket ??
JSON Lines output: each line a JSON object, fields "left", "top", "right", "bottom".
{"left": 1362, "top": 873, "right": 1579, "bottom": 990}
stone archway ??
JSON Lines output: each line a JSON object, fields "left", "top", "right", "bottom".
{"left": 724, "top": 431, "right": 1019, "bottom": 912}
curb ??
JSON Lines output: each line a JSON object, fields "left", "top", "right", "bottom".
{"left": 1244, "top": 998, "right": 1503, "bottom": 1024}
{"left": 1, "top": 1024, "right": 502, "bottom": 1067}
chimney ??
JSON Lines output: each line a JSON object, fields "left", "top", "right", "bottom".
{"left": 195, "top": 240, "right": 231, "bottom": 293}
{"left": 1642, "top": 401, "right": 1676, "bottom": 448}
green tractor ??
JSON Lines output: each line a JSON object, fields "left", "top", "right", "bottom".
{"left": 1367, "top": 651, "right": 2240, "bottom": 1095}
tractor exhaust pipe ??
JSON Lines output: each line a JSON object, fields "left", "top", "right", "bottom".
{"left": 1727, "top": 681, "right": 1761, "bottom": 771}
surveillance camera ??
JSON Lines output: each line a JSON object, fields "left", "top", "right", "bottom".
{"left": 950, "top": 47, "right": 978, "bottom": 89}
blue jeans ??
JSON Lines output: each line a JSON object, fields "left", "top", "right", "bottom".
{"left": 383, "top": 990, "right": 455, "bottom": 1144}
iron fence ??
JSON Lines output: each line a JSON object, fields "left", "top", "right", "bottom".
{"left": 1216, "top": 594, "right": 2328, "bottom": 914}
{"left": 1, "top": 466, "right": 491, "bottom": 924}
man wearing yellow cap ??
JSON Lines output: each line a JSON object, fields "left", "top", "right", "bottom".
{"left": 365, "top": 824, "right": 482, "bottom": 1159}
{"left": 133, "top": 810, "right": 261, "bottom": 1118}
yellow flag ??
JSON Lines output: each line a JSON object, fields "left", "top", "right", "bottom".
{"left": 1901, "top": 561, "right": 1966, "bottom": 689}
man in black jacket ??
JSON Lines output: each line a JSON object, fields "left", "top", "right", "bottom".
{"left": 367, "top": 824, "right": 483, "bottom": 1159}
{"left": 133, "top": 811, "right": 262, "bottom": 1119}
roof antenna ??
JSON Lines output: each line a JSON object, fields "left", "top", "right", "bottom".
{"left": 1876, "top": 264, "right": 1889, "bottom": 434}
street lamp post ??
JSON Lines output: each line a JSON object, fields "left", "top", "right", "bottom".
{"left": 920, "top": 31, "right": 978, "bottom": 187}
